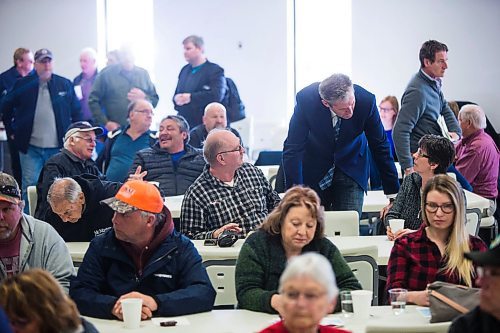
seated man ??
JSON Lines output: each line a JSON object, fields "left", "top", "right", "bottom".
{"left": 129, "top": 115, "right": 205, "bottom": 196}
{"left": 43, "top": 174, "right": 122, "bottom": 241}
{"left": 449, "top": 236, "right": 500, "bottom": 332}
{"left": 69, "top": 180, "right": 215, "bottom": 319}
{"left": 34, "top": 121, "right": 104, "bottom": 219}
{"left": 97, "top": 99, "right": 157, "bottom": 182}
{"left": 181, "top": 129, "right": 281, "bottom": 239}
{"left": 0, "top": 173, "right": 74, "bottom": 292}
{"left": 455, "top": 104, "right": 500, "bottom": 214}
{"left": 189, "top": 102, "right": 242, "bottom": 148}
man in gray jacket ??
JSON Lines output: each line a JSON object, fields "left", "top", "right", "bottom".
{"left": 0, "top": 172, "right": 74, "bottom": 292}
{"left": 393, "top": 40, "right": 461, "bottom": 176}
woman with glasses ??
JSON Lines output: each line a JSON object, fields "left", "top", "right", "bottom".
{"left": 0, "top": 269, "right": 98, "bottom": 333}
{"left": 386, "top": 175, "right": 487, "bottom": 306}
{"left": 259, "top": 253, "right": 350, "bottom": 333}
{"left": 235, "top": 186, "right": 361, "bottom": 314}
{"left": 383, "top": 134, "right": 455, "bottom": 240}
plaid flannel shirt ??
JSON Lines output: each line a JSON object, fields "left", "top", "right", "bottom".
{"left": 386, "top": 224, "right": 487, "bottom": 293}
{"left": 180, "top": 163, "right": 281, "bottom": 239}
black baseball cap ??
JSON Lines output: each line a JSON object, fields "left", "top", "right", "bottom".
{"left": 34, "top": 48, "right": 53, "bottom": 62}
{"left": 464, "top": 236, "right": 500, "bottom": 266}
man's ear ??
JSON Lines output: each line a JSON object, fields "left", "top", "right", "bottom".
{"left": 423, "top": 58, "right": 432, "bottom": 68}
{"left": 321, "top": 99, "right": 330, "bottom": 108}
{"left": 217, "top": 153, "right": 225, "bottom": 165}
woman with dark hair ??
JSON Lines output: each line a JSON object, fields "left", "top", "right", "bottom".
{"left": 386, "top": 175, "right": 487, "bottom": 306}
{"left": 383, "top": 134, "right": 456, "bottom": 240}
{"left": 235, "top": 186, "right": 361, "bottom": 314}
{"left": 0, "top": 269, "right": 98, "bottom": 333}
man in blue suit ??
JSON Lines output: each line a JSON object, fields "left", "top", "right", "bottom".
{"left": 283, "top": 73, "right": 399, "bottom": 216}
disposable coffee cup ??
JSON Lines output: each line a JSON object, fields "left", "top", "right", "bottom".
{"left": 121, "top": 298, "right": 142, "bottom": 329}
{"left": 351, "top": 290, "right": 372, "bottom": 320}
{"left": 389, "top": 219, "right": 405, "bottom": 234}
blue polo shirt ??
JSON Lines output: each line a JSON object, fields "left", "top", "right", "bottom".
{"left": 105, "top": 130, "right": 151, "bottom": 182}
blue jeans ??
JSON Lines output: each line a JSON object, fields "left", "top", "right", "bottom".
{"left": 19, "top": 145, "right": 59, "bottom": 213}
{"left": 319, "top": 169, "right": 364, "bottom": 218}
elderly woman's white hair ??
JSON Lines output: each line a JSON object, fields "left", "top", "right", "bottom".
{"left": 278, "top": 252, "right": 339, "bottom": 302}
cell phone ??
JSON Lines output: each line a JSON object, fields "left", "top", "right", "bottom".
{"left": 160, "top": 320, "right": 177, "bottom": 327}
{"left": 204, "top": 239, "right": 217, "bottom": 246}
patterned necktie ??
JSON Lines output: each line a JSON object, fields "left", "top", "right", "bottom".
{"left": 318, "top": 118, "right": 342, "bottom": 190}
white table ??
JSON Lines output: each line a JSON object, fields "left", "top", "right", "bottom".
{"left": 256, "top": 165, "right": 279, "bottom": 180}
{"left": 85, "top": 306, "right": 448, "bottom": 333}
{"left": 67, "top": 236, "right": 392, "bottom": 266}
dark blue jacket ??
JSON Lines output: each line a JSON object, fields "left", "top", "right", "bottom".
{"left": 69, "top": 228, "right": 215, "bottom": 319}
{"left": 283, "top": 83, "right": 400, "bottom": 195}
{"left": 1, "top": 72, "right": 82, "bottom": 153}
{"left": 0, "top": 66, "right": 34, "bottom": 115}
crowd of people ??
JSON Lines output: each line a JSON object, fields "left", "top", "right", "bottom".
{"left": 0, "top": 36, "right": 499, "bottom": 332}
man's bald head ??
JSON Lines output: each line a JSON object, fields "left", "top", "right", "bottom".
{"left": 203, "top": 102, "right": 227, "bottom": 132}
{"left": 203, "top": 129, "right": 236, "bottom": 165}
{"left": 47, "top": 178, "right": 85, "bottom": 223}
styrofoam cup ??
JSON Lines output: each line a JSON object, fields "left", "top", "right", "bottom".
{"left": 351, "top": 290, "right": 373, "bottom": 320}
{"left": 121, "top": 298, "right": 142, "bottom": 329}
{"left": 389, "top": 219, "right": 405, "bottom": 234}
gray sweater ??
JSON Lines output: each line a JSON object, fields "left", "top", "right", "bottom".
{"left": 0, "top": 214, "right": 75, "bottom": 292}
{"left": 385, "top": 172, "right": 423, "bottom": 230}
{"left": 393, "top": 70, "right": 461, "bottom": 169}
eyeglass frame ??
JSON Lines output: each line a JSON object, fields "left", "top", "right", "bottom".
{"left": 416, "top": 148, "right": 430, "bottom": 159}
{"left": 282, "top": 290, "right": 327, "bottom": 303}
{"left": 424, "top": 202, "right": 455, "bottom": 214}
{"left": 134, "top": 109, "right": 154, "bottom": 116}
{"left": 73, "top": 135, "right": 97, "bottom": 144}
{"left": 217, "top": 144, "right": 243, "bottom": 155}
{"left": 379, "top": 107, "right": 395, "bottom": 113}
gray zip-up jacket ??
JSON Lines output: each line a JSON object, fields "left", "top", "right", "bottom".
{"left": 0, "top": 214, "right": 75, "bottom": 292}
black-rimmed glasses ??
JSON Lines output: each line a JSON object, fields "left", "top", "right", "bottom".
{"left": 217, "top": 144, "right": 243, "bottom": 155}
{"left": 416, "top": 148, "right": 430, "bottom": 159}
{"left": 425, "top": 202, "right": 454, "bottom": 214}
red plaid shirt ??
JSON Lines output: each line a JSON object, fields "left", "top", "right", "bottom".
{"left": 386, "top": 224, "right": 487, "bottom": 293}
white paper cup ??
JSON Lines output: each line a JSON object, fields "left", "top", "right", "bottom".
{"left": 121, "top": 298, "right": 143, "bottom": 329}
{"left": 351, "top": 290, "right": 373, "bottom": 320}
{"left": 389, "top": 219, "right": 405, "bottom": 234}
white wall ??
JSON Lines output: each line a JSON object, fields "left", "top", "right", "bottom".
{"left": 352, "top": 0, "right": 500, "bottom": 129}
{"left": 0, "top": 0, "right": 98, "bottom": 79}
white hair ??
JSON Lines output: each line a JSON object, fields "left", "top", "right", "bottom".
{"left": 278, "top": 252, "right": 339, "bottom": 302}
{"left": 47, "top": 177, "right": 83, "bottom": 206}
{"left": 80, "top": 47, "right": 97, "bottom": 60}
{"left": 459, "top": 104, "right": 486, "bottom": 129}
{"left": 204, "top": 102, "right": 226, "bottom": 115}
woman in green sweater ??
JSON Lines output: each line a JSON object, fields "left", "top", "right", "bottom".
{"left": 235, "top": 186, "right": 362, "bottom": 314}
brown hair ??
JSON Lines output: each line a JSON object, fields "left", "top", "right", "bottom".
{"left": 13, "top": 48, "right": 30, "bottom": 66}
{"left": 260, "top": 186, "right": 325, "bottom": 239}
{"left": 0, "top": 269, "right": 81, "bottom": 333}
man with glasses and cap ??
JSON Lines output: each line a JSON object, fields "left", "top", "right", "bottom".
{"left": 449, "top": 236, "right": 500, "bottom": 332}
{"left": 70, "top": 180, "right": 215, "bottom": 320}
{"left": 181, "top": 129, "right": 281, "bottom": 240}
{"left": 0, "top": 172, "right": 74, "bottom": 292}
{"left": 34, "top": 121, "right": 104, "bottom": 219}
{"left": 1, "top": 48, "right": 82, "bottom": 208}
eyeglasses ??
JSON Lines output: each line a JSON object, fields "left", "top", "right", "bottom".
{"left": 73, "top": 136, "right": 97, "bottom": 144}
{"left": 416, "top": 148, "right": 430, "bottom": 159}
{"left": 0, "top": 185, "right": 21, "bottom": 199}
{"left": 134, "top": 109, "right": 154, "bottom": 116}
{"left": 10, "top": 317, "right": 29, "bottom": 328}
{"left": 217, "top": 144, "right": 243, "bottom": 155}
{"left": 283, "top": 290, "right": 326, "bottom": 302}
{"left": 477, "top": 266, "right": 500, "bottom": 279}
{"left": 379, "top": 107, "right": 394, "bottom": 113}
{"left": 425, "top": 202, "right": 455, "bottom": 214}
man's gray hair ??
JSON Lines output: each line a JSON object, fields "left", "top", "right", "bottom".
{"left": 459, "top": 104, "right": 487, "bottom": 129}
{"left": 161, "top": 115, "right": 190, "bottom": 144}
{"left": 47, "top": 177, "right": 83, "bottom": 206}
{"left": 80, "top": 47, "right": 97, "bottom": 60}
{"left": 140, "top": 210, "right": 165, "bottom": 228}
{"left": 318, "top": 73, "right": 354, "bottom": 104}
{"left": 183, "top": 35, "right": 204, "bottom": 50}
{"left": 278, "top": 252, "right": 338, "bottom": 302}
{"left": 203, "top": 128, "right": 228, "bottom": 165}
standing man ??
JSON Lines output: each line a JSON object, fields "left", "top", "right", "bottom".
{"left": 98, "top": 99, "right": 157, "bottom": 182}
{"left": 181, "top": 129, "right": 280, "bottom": 239}
{"left": 173, "top": 35, "right": 226, "bottom": 128}
{"left": 393, "top": 40, "right": 461, "bottom": 176}
{"left": 70, "top": 180, "right": 215, "bottom": 319}
{"left": 455, "top": 104, "right": 499, "bottom": 212}
{"left": 283, "top": 73, "right": 399, "bottom": 216}
{"left": 189, "top": 102, "right": 242, "bottom": 148}
{"left": 0, "top": 48, "right": 34, "bottom": 185}
{"left": 1, "top": 48, "right": 82, "bottom": 205}
{"left": 89, "top": 46, "right": 159, "bottom": 131}
{"left": 73, "top": 47, "right": 99, "bottom": 123}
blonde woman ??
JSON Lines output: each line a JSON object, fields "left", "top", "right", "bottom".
{"left": 386, "top": 175, "right": 487, "bottom": 306}
{"left": 0, "top": 269, "right": 98, "bottom": 333}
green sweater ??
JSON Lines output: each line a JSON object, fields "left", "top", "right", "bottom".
{"left": 235, "top": 230, "right": 362, "bottom": 313}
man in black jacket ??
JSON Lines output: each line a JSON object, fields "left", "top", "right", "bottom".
{"left": 173, "top": 35, "right": 226, "bottom": 128}
{"left": 43, "top": 174, "right": 121, "bottom": 241}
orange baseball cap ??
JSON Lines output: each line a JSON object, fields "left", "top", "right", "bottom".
{"left": 101, "top": 180, "right": 163, "bottom": 213}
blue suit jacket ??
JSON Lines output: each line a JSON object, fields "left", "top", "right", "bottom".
{"left": 283, "top": 83, "right": 399, "bottom": 195}
{"left": 1, "top": 72, "right": 82, "bottom": 153}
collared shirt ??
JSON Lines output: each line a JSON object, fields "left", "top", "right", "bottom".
{"left": 180, "top": 163, "right": 281, "bottom": 239}
{"left": 386, "top": 224, "right": 487, "bottom": 293}
{"left": 420, "top": 69, "right": 442, "bottom": 90}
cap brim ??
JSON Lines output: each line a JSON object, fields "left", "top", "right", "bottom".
{"left": 464, "top": 250, "right": 500, "bottom": 266}
{"left": 36, "top": 55, "right": 52, "bottom": 61}
{"left": 78, "top": 127, "right": 104, "bottom": 136}
{"left": 0, "top": 194, "right": 20, "bottom": 205}
{"left": 101, "top": 197, "right": 136, "bottom": 213}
